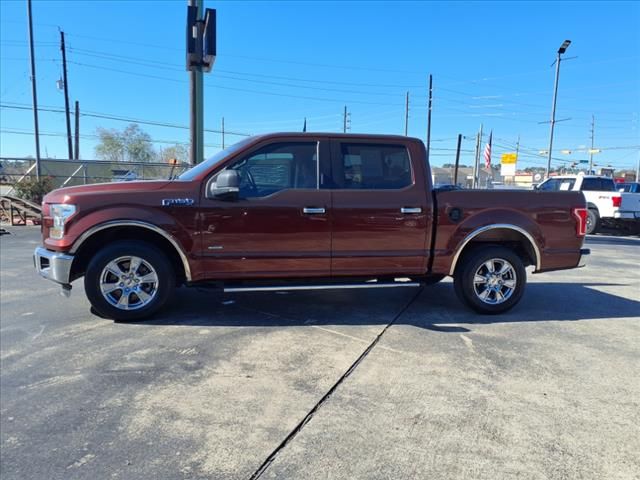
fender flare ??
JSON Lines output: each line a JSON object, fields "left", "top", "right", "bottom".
{"left": 449, "top": 223, "right": 541, "bottom": 275}
{"left": 69, "top": 220, "right": 192, "bottom": 281}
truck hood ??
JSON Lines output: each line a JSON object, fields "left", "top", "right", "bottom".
{"left": 43, "top": 180, "right": 174, "bottom": 204}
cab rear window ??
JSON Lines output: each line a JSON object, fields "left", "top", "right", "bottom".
{"left": 581, "top": 178, "right": 615, "bottom": 191}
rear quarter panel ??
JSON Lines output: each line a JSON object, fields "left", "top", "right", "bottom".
{"left": 432, "top": 190, "right": 586, "bottom": 274}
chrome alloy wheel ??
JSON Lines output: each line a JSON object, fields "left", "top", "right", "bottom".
{"left": 99, "top": 256, "right": 158, "bottom": 310}
{"left": 473, "top": 258, "right": 517, "bottom": 305}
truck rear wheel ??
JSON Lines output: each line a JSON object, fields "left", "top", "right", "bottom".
{"left": 454, "top": 246, "right": 526, "bottom": 315}
{"left": 586, "top": 209, "right": 599, "bottom": 235}
{"left": 84, "top": 241, "right": 175, "bottom": 321}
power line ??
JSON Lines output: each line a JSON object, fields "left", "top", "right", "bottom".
{"left": 64, "top": 60, "right": 404, "bottom": 106}
{"left": 0, "top": 128, "right": 222, "bottom": 148}
{"left": 0, "top": 103, "right": 252, "bottom": 137}
{"left": 65, "top": 46, "right": 428, "bottom": 89}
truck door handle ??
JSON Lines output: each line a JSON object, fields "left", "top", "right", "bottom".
{"left": 303, "top": 207, "right": 326, "bottom": 214}
{"left": 400, "top": 207, "right": 422, "bottom": 214}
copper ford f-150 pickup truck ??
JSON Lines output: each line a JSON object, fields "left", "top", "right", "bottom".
{"left": 34, "top": 133, "right": 590, "bottom": 321}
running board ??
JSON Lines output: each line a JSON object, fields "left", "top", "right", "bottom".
{"left": 223, "top": 281, "right": 421, "bottom": 293}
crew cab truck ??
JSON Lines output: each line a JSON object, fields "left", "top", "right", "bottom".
{"left": 34, "top": 133, "right": 590, "bottom": 321}
{"left": 537, "top": 174, "right": 640, "bottom": 234}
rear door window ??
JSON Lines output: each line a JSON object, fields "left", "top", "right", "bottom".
{"left": 334, "top": 143, "right": 412, "bottom": 190}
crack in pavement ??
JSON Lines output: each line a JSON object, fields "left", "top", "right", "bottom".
{"left": 247, "top": 287, "right": 424, "bottom": 480}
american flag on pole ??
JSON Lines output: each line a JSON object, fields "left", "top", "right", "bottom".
{"left": 484, "top": 130, "right": 492, "bottom": 168}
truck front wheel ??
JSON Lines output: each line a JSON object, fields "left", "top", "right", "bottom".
{"left": 84, "top": 241, "right": 175, "bottom": 321}
{"left": 454, "top": 246, "right": 526, "bottom": 315}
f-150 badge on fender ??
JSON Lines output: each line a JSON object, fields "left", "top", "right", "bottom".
{"left": 162, "top": 198, "right": 195, "bottom": 206}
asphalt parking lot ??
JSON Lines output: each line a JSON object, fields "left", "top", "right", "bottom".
{"left": 1, "top": 227, "right": 639, "bottom": 480}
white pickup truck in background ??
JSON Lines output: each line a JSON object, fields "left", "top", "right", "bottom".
{"left": 537, "top": 174, "right": 640, "bottom": 234}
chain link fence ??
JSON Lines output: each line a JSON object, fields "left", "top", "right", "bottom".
{"left": 0, "top": 158, "right": 191, "bottom": 193}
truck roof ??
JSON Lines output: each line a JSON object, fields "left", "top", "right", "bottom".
{"left": 551, "top": 174, "right": 614, "bottom": 180}
{"left": 248, "top": 132, "right": 424, "bottom": 142}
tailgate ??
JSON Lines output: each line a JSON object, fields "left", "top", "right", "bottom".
{"left": 620, "top": 193, "right": 640, "bottom": 215}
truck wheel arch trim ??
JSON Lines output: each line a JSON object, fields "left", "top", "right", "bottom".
{"left": 69, "top": 220, "right": 192, "bottom": 282}
{"left": 448, "top": 224, "right": 541, "bottom": 276}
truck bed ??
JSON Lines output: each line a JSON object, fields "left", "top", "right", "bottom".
{"left": 431, "top": 189, "right": 586, "bottom": 274}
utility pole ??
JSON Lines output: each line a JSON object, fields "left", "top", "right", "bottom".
{"left": 59, "top": 30, "right": 73, "bottom": 160}
{"left": 453, "top": 133, "right": 462, "bottom": 186}
{"left": 404, "top": 91, "right": 409, "bottom": 136}
{"left": 221, "top": 116, "right": 225, "bottom": 149}
{"left": 545, "top": 40, "right": 571, "bottom": 179}
{"left": 27, "top": 0, "right": 41, "bottom": 178}
{"left": 74, "top": 100, "right": 80, "bottom": 159}
{"left": 425, "top": 74, "right": 433, "bottom": 165}
{"left": 343, "top": 105, "right": 348, "bottom": 133}
{"left": 589, "top": 115, "right": 595, "bottom": 174}
{"left": 472, "top": 124, "right": 483, "bottom": 188}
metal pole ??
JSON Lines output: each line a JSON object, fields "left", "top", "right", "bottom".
{"left": 221, "top": 116, "right": 225, "bottom": 149}
{"left": 27, "top": 0, "right": 41, "bottom": 178}
{"left": 453, "top": 134, "right": 462, "bottom": 186}
{"left": 589, "top": 115, "right": 594, "bottom": 174}
{"left": 472, "top": 124, "right": 483, "bottom": 188}
{"left": 404, "top": 91, "right": 409, "bottom": 136}
{"left": 635, "top": 154, "right": 640, "bottom": 182}
{"left": 546, "top": 52, "right": 562, "bottom": 179}
{"left": 514, "top": 134, "right": 520, "bottom": 186}
{"left": 60, "top": 31, "right": 73, "bottom": 160}
{"left": 74, "top": 101, "right": 80, "bottom": 159}
{"left": 343, "top": 105, "right": 347, "bottom": 133}
{"left": 425, "top": 74, "right": 433, "bottom": 165}
{"left": 189, "top": 0, "right": 204, "bottom": 165}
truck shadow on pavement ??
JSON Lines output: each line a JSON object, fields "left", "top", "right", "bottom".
{"left": 132, "top": 281, "right": 640, "bottom": 332}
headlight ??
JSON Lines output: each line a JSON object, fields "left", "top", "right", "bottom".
{"left": 49, "top": 204, "right": 76, "bottom": 239}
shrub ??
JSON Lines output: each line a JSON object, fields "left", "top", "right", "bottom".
{"left": 14, "top": 176, "right": 54, "bottom": 204}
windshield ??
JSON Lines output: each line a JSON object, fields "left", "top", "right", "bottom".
{"left": 176, "top": 137, "right": 255, "bottom": 181}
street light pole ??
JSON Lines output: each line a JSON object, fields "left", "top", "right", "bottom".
{"left": 545, "top": 40, "right": 571, "bottom": 179}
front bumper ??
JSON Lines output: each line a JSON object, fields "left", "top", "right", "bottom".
{"left": 33, "top": 246, "right": 74, "bottom": 286}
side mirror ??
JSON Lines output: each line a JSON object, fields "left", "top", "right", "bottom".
{"left": 208, "top": 169, "right": 240, "bottom": 199}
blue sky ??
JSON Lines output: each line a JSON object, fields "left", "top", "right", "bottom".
{"left": 1, "top": 0, "right": 639, "bottom": 171}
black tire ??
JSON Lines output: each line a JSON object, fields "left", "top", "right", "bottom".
{"left": 453, "top": 246, "right": 526, "bottom": 315}
{"left": 84, "top": 241, "right": 175, "bottom": 321}
{"left": 586, "top": 208, "right": 600, "bottom": 235}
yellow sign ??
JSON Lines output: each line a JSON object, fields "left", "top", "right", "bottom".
{"left": 501, "top": 153, "right": 517, "bottom": 164}
{"left": 501, "top": 153, "right": 517, "bottom": 177}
